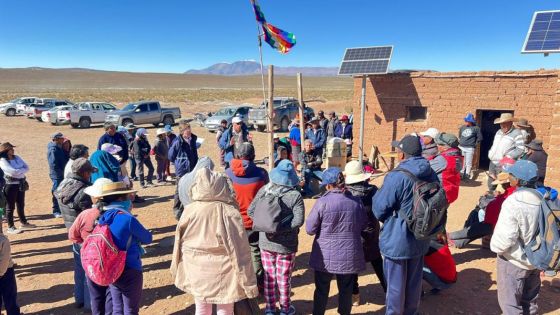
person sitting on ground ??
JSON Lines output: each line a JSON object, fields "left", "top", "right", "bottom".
{"left": 0, "top": 142, "right": 34, "bottom": 235}
{"left": 522, "top": 139, "right": 548, "bottom": 187}
{"left": 429, "top": 133, "right": 463, "bottom": 205}
{"left": 420, "top": 128, "right": 439, "bottom": 159}
{"left": 133, "top": 128, "right": 154, "bottom": 188}
{"left": 305, "top": 117, "right": 327, "bottom": 157}
{"left": 458, "top": 113, "right": 483, "bottom": 180}
{"left": 299, "top": 140, "right": 323, "bottom": 197}
{"left": 171, "top": 168, "right": 258, "bottom": 315}
{"left": 175, "top": 156, "right": 215, "bottom": 221}
{"left": 448, "top": 172, "right": 515, "bottom": 249}
{"left": 423, "top": 238, "right": 457, "bottom": 295}
{"left": 344, "top": 161, "right": 386, "bottom": 307}
{"left": 306, "top": 167, "right": 366, "bottom": 315}
{"left": 64, "top": 144, "right": 90, "bottom": 178}
{"left": 219, "top": 116, "right": 250, "bottom": 168}
{"left": 225, "top": 142, "right": 269, "bottom": 290}
{"left": 153, "top": 128, "right": 169, "bottom": 184}
{"left": 0, "top": 222, "right": 21, "bottom": 315}
{"left": 248, "top": 160, "right": 305, "bottom": 315}
{"left": 490, "top": 160, "right": 541, "bottom": 315}
{"left": 55, "top": 158, "right": 96, "bottom": 310}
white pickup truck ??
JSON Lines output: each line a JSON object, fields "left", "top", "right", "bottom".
{"left": 57, "top": 102, "right": 118, "bottom": 128}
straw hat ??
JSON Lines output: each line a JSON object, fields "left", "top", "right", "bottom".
{"left": 491, "top": 172, "right": 510, "bottom": 185}
{"left": 344, "top": 160, "right": 372, "bottom": 185}
{"left": 515, "top": 118, "right": 531, "bottom": 128}
{"left": 494, "top": 113, "right": 517, "bottom": 124}
{"left": 156, "top": 128, "right": 167, "bottom": 136}
{"left": 84, "top": 179, "right": 137, "bottom": 198}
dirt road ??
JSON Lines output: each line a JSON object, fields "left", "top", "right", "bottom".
{"left": 1, "top": 111, "right": 559, "bottom": 315}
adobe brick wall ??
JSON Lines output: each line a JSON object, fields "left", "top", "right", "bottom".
{"left": 352, "top": 70, "right": 559, "bottom": 187}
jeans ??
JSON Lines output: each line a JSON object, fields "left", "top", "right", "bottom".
{"left": 136, "top": 158, "right": 154, "bottom": 186}
{"left": 312, "top": 271, "right": 355, "bottom": 315}
{"left": 110, "top": 268, "right": 143, "bottom": 315}
{"left": 449, "top": 222, "right": 493, "bottom": 248}
{"left": 459, "top": 146, "right": 475, "bottom": 177}
{"left": 4, "top": 183, "right": 27, "bottom": 228}
{"left": 0, "top": 267, "right": 20, "bottom": 315}
{"left": 86, "top": 278, "right": 113, "bottom": 315}
{"left": 497, "top": 256, "right": 540, "bottom": 315}
{"left": 51, "top": 178, "right": 62, "bottom": 214}
{"left": 173, "top": 180, "right": 184, "bottom": 220}
{"left": 247, "top": 230, "right": 263, "bottom": 288}
{"left": 195, "top": 301, "right": 233, "bottom": 315}
{"left": 73, "top": 244, "right": 90, "bottom": 309}
{"left": 129, "top": 158, "right": 137, "bottom": 179}
{"left": 155, "top": 158, "right": 167, "bottom": 182}
{"left": 423, "top": 267, "right": 452, "bottom": 291}
{"left": 302, "top": 169, "right": 323, "bottom": 196}
{"left": 384, "top": 256, "right": 423, "bottom": 315}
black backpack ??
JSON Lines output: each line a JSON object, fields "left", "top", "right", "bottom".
{"left": 394, "top": 168, "right": 449, "bottom": 240}
{"left": 252, "top": 190, "right": 293, "bottom": 233}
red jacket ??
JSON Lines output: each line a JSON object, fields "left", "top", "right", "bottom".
{"left": 441, "top": 148, "right": 463, "bottom": 204}
{"left": 225, "top": 159, "right": 269, "bottom": 230}
{"left": 484, "top": 186, "right": 516, "bottom": 228}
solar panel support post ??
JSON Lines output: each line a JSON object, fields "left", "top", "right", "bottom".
{"left": 268, "top": 65, "right": 275, "bottom": 173}
{"left": 359, "top": 75, "right": 367, "bottom": 166}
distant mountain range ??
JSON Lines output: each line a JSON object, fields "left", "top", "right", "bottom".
{"left": 185, "top": 61, "right": 339, "bottom": 77}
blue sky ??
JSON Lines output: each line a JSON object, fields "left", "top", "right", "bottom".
{"left": 1, "top": 0, "right": 559, "bottom": 73}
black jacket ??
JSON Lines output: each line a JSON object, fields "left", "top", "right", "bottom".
{"left": 347, "top": 182, "right": 381, "bottom": 262}
{"left": 527, "top": 150, "right": 548, "bottom": 180}
{"left": 133, "top": 137, "right": 151, "bottom": 160}
{"left": 54, "top": 174, "right": 92, "bottom": 229}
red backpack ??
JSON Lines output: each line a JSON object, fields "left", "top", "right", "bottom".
{"left": 81, "top": 222, "right": 129, "bottom": 286}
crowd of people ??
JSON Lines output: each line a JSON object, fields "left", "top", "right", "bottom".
{"left": 0, "top": 110, "right": 555, "bottom": 315}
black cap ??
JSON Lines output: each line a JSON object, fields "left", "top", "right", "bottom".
{"left": 391, "top": 135, "right": 422, "bottom": 156}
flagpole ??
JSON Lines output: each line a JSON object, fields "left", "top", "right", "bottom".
{"left": 255, "top": 24, "right": 267, "bottom": 103}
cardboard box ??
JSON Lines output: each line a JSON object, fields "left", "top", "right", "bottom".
{"left": 326, "top": 156, "right": 347, "bottom": 169}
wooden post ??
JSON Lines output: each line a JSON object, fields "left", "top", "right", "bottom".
{"left": 268, "top": 65, "right": 274, "bottom": 172}
{"left": 297, "top": 73, "right": 305, "bottom": 148}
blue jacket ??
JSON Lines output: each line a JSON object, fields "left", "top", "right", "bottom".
{"left": 219, "top": 127, "right": 249, "bottom": 163}
{"left": 168, "top": 134, "right": 199, "bottom": 178}
{"left": 334, "top": 123, "right": 353, "bottom": 140}
{"left": 97, "top": 132, "right": 129, "bottom": 163}
{"left": 372, "top": 156, "right": 438, "bottom": 259}
{"left": 305, "top": 128, "right": 326, "bottom": 154}
{"left": 98, "top": 207, "right": 152, "bottom": 271}
{"left": 89, "top": 150, "right": 121, "bottom": 183}
{"left": 47, "top": 142, "right": 69, "bottom": 180}
{"left": 289, "top": 126, "right": 301, "bottom": 146}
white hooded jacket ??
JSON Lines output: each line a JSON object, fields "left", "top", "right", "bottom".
{"left": 490, "top": 188, "right": 541, "bottom": 270}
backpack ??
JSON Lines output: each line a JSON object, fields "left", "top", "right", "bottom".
{"left": 522, "top": 189, "right": 560, "bottom": 275}
{"left": 394, "top": 168, "right": 449, "bottom": 240}
{"left": 252, "top": 190, "right": 293, "bottom": 233}
{"left": 81, "top": 217, "right": 131, "bottom": 286}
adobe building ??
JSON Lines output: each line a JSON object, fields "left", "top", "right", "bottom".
{"left": 352, "top": 70, "right": 559, "bottom": 187}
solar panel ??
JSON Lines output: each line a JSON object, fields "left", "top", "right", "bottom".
{"left": 338, "top": 46, "right": 393, "bottom": 75}
{"left": 522, "top": 10, "right": 560, "bottom": 54}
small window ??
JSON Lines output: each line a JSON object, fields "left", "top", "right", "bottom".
{"left": 149, "top": 103, "right": 159, "bottom": 111}
{"left": 405, "top": 106, "right": 427, "bottom": 122}
{"left": 92, "top": 104, "right": 101, "bottom": 110}
{"left": 137, "top": 104, "right": 148, "bottom": 112}
{"left": 103, "top": 104, "right": 115, "bottom": 110}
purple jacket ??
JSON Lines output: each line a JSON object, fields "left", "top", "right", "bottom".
{"left": 306, "top": 189, "right": 367, "bottom": 274}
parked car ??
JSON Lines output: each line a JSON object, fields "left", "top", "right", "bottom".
{"left": 0, "top": 97, "right": 39, "bottom": 116}
{"left": 57, "top": 102, "right": 118, "bottom": 128}
{"left": 204, "top": 105, "right": 252, "bottom": 132}
{"left": 26, "top": 99, "right": 73, "bottom": 121}
{"left": 17, "top": 97, "right": 45, "bottom": 114}
{"left": 104, "top": 101, "right": 181, "bottom": 127}
{"left": 41, "top": 105, "right": 78, "bottom": 125}
{"left": 248, "top": 97, "right": 314, "bottom": 132}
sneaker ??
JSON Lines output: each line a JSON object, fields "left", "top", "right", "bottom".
{"left": 352, "top": 293, "right": 360, "bottom": 306}
{"left": 146, "top": 182, "right": 154, "bottom": 187}
{"left": 165, "top": 176, "right": 174, "bottom": 181}
{"left": 280, "top": 305, "right": 296, "bottom": 315}
{"left": 7, "top": 227, "right": 22, "bottom": 234}
{"left": 20, "top": 222, "right": 37, "bottom": 229}
{"left": 53, "top": 212, "right": 63, "bottom": 218}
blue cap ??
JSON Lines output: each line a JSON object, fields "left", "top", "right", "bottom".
{"left": 164, "top": 125, "right": 172, "bottom": 132}
{"left": 464, "top": 113, "right": 476, "bottom": 123}
{"left": 504, "top": 160, "right": 538, "bottom": 182}
{"left": 321, "top": 167, "right": 342, "bottom": 187}
{"left": 270, "top": 160, "right": 300, "bottom": 187}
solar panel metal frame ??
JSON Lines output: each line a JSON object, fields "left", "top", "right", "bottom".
{"left": 522, "top": 10, "right": 560, "bottom": 54}
{"left": 338, "top": 45, "right": 394, "bottom": 76}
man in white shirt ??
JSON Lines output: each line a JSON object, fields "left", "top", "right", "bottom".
{"left": 490, "top": 160, "right": 541, "bottom": 315}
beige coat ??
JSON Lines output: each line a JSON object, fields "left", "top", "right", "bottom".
{"left": 170, "top": 168, "right": 258, "bottom": 304}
